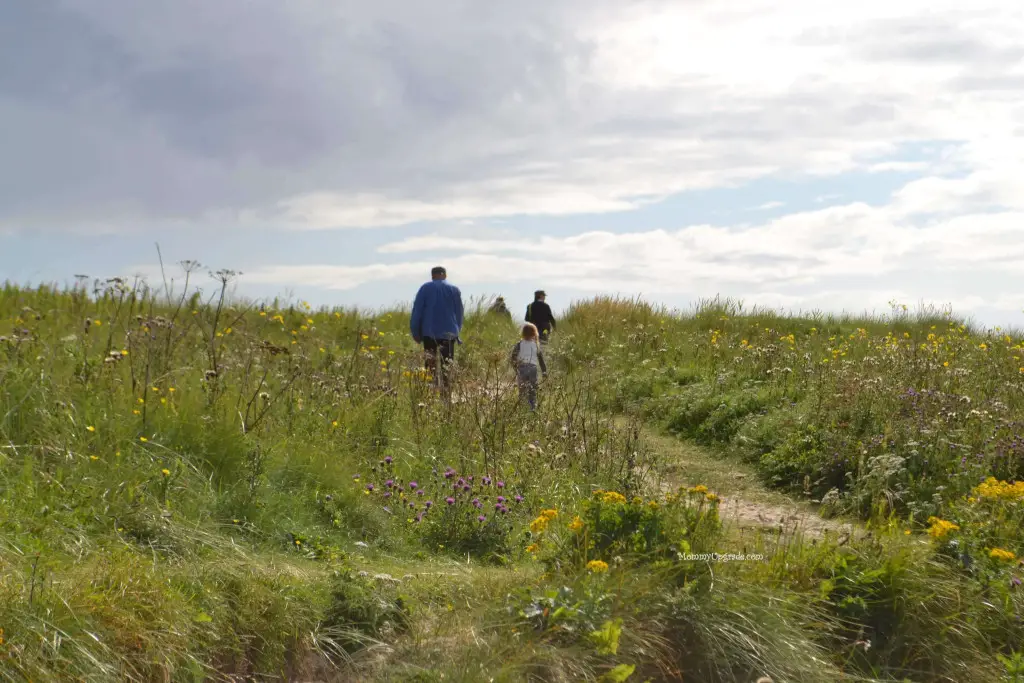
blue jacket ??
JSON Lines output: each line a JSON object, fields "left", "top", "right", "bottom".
{"left": 410, "top": 279, "right": 464, "bottom": 341}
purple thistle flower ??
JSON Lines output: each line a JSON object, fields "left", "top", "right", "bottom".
{"left": 409, "top": 481, "right": 418, "bottom": 490}
{"left": 456, "top": 477, "right": 465, "bottom": 487}
{"left": 384, "top": 456, "right": 393, "bottom": 464}
{"left": 494, "top": 503, "right": 503, "bottom": 511}
{"left": 496, "top": 496, "right": 506, "bottom": 503}
{"left": 472, "top": 498, "right": 482, "bottom": 508}
{"left": 446, "top": 497, "right": 455, "bottom": 506}
{"left": 499, "top": 505, "right": 508, "bottom": 514}
{"left": 477, "top": 515, "right": 486, "bottom": 523}
{"left": 415, "top": 514, "right": 422, "bottom": 523}
{"left": 417, "top": 490, "right": 425, "bottom": 496}
{"left": 496, "top": 481, "right": 505, "bottom": 489}
{"left": 385, "top": 479, "right": 394, "bottom": 488}
{"left": 514, "top": 495, "right": 524, "bottom": 503}
{"left": 483, "top": 476, "right": 492, "bottom": 485}
{"left": 463, "top": 484, "right": 471, "bottom": 492}
{"left": 444, "top": 468, "right": 455, "bottom": 479}
{"left": 366, "top": 484, "right": 375, "bottom": 492}
{"left": 425, "top": 500, "right": 433, "bottom": 508}
{"left": 384, "top": 492, "right": 392, "bottom": 499}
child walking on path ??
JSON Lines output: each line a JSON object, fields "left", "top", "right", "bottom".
{"left": 510, "top": 323, "right": 547, "bottom": 410}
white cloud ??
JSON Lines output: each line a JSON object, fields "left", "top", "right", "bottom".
{"left": 2, "top": 0, "right": 1023, "bottom": 231}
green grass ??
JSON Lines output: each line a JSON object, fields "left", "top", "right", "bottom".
{"left": 0, "top": 279, "right": 1022, "bottom": 682}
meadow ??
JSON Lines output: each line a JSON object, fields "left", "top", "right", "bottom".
{"left": 0, "top": 270, "right": 1022, "bottom": 682}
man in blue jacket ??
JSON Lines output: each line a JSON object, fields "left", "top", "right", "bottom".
{"left": 410, "top": 266, "right": 464, "bottom": 391}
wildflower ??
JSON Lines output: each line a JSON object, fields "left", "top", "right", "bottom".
{"left": 514, "top": 495, "right": 524, "bottom": 503}
{"left": 90, "top": 455, "right": 99, "bottom": 461}
{"left": 586, "top": 560, "right": 609, "bottom": 573}
{"left": 497, "top": 481, "right": 505, "bottom": 488}
{"left": 526, "top": 543, "right": 540, "bottom": 554}
{"left": 705, "top": 493, "right": 720, "bottom": 503}
{"left": 161, "top": 468, "right": 170, "bottom": 476}
{"left": 600, "top": 491, "right": 627, "bottom": 504}
{"left": 530, "top": 516, "right": 549, "bottom": 534}
{"left": 569, "top": 516, "right": 584, "bottom": 532}
{"left": 446, "top": 497, "right": 455, "bottom": 505}
{"left": 688, "top": 485, "right": 709, "bottom": 494}
{"left": 353, "top": 474, "right": 360, "bottom": 481}
{"left": 477, "top": 515, "right": 486, "bottom": 523}
{"left": 539, "top": 508, "right": 558, "bottom": 520}
{"left": 86, "top": 425, "right": 95, "bottom": 432}
{"left": 472, "top": 498, "right": 482, "bottom": 509}
{"left": 482, "top": 476, "right": 492, "bottom": 485}
{"left": 926, "top": 516, "right": 960, "bottom": 539}
{"left": 331, "top": 420, "right": 339, "bottom": 428}
{"left": 384, "top": 456, "right": 393, "bottom": 464}
{"left": 425, "top": 501, "right": 433, "bottom": 508}
{"left": 990, "top": 548, "right": 1016, "bottom": 562}
{"left": 366, "top": 484, "right": 375, "bottom": 492}
{"left": 496, "top": 495, "right": 506, "bottom": 504}
{"left": 409, "top": 481, "right": 418, "bottom": 490}
{"left": 139, "top": 436, "right": 148, "bottom": 442}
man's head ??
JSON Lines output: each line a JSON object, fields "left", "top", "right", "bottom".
{"left": 534, "top": 289, "right": 546, "bottom": 301}
{"left": 431, "top": 266, "right": 447, "bottom": 280}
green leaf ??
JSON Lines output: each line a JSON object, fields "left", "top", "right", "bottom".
{"left": 599, "top": 663, "right": 636, "bottom": 682}
{"left": 590, "top": 618, "right": 623, "bottom": 655}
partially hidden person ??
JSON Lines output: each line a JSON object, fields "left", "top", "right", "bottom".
{"left": 410, "top": 266, "right": 464, "bottom": 392}
{"left": 488, "top": 295, "right": 513, "bottom": 320}
{"left": 509, "top": 322, "right": 547, "bottom": 410}
{"left": 524, "top": 290, "right": 556, "bottom": 345}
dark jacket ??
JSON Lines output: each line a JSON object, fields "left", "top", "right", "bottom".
{"left": 525, "top": 300, "right": 556, "bottom": 337}
{"left": 410, "top": 279, "right": 464, "bottom": 341}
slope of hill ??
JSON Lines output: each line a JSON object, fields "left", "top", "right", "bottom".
{"left": 1, "top": 279, "right": 1021, "bottom": 682}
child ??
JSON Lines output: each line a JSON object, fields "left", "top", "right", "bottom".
{"left": 510, "top": 323, "right": 547, "bottom": 410}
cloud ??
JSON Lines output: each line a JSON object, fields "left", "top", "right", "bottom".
{"left": 2, "top": 0, "right": 1023, "bottom": 233}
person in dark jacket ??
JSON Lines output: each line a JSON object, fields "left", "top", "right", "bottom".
{"left": 410, "top": 266, "right": 464, "bottom": 391}
{"left": 524, "top": 290, "right": 556, "bottom": 344}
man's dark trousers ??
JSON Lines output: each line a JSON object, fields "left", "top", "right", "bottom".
{"left": 422, "top": 336, "right": 455, "bottom": 389}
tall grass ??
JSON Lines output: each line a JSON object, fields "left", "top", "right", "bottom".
{"left": 0, "top": 279, "right": 1021, "bottom": 681}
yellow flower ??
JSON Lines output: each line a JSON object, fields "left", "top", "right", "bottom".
{"left": 133, "top": 409, "right": 141, "bottom": 415}
{"left": 529, "top": 516, "right": 549, "bottom": 534}
{"left": 361, "top": 334, "right": 369, "bottom": 340}
{"left": 569, "top": 516, "right": 584, "bottom": 532}
{"left": 168, "top": 387, "right": 176, "bottom": 393}
{"left": 86, "top": 425, "right": 95, "bottom": 432}
{"left": 121, "top": 349, "right": 129, "bottom": 356}
{"left": 926, "top": 516, "right": 959, "bottom": 539}
{"left": 137, "top": 397, "right": 145, "bottom": 404}
{"left": 989, "top": 548, "right": 1016, "bottom": 562}
{"left": 525, "top": 543, "right": 540, "bottom": 554}
{"left": 973, "top": 477, "right": 1024, "bottom": 501}
{"left": 259, "top": 311, "right": 267, "bottom": 317}
{"left": 539, "top": 508, "right": 558, "bottom": 520}
{"left": 139, "top": 436, "right": 148, "bottom": 442}
{"left": 331, "top": 420, "right": 339, "bottom": 428}
{"left": 705, "top": 493, "right": 720, "bottom": 503}
{"left": 688, "top": 485, "right": 709, "bottom": 495}
{"left": 89, "top": 455, "right": 99, "bottom": 461}
{"left": 586, "top": 560, "right": 609, "bottom": 573}
{"left": 93, "top": 319, "right": 102, "bottom": 326}
{"left": 600, "top": 491, "right": 627, "bottom": 504}
{"left": 161, "top": 468, "right": 170, "bottom": 476}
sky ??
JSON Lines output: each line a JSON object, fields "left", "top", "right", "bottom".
{"left": 2, "top": 0, "right": 1024, "bottom": 326}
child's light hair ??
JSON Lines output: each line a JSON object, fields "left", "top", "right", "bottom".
{"left": 521, "top": 323, "right": 539, "bottom": 340}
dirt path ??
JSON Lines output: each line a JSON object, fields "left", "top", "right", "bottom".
{"left": 640, "top": 427, "right": 860, "bottom": 541}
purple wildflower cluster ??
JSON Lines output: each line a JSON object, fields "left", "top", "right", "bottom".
{"left": 360, "top": 458, "right": 524, "bottom": 524}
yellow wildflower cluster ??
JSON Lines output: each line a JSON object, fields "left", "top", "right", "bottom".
{"left": 529, "top": 508, "right": 559, "bottom": 534}
{"left": 569, "top": 516, "right": 584, "bottom": 532}
{"left": 972, "top": 477, "right": 1024, "bottom": 502}
{"left": 594, "top": 490, "right": 627, "bottom": 504}
{"left": 586, "top": 559, "right": 609, "bottom": 573}
{"left": 688, "top": 485, "right": 708, "bottom": 495}
{"left": 926, "top": 516, "right": 960, "bottom": 539}
{"left": 989, "top": 548, "right": 1017, "bottom": 562}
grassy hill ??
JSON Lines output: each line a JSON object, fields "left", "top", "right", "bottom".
{"left": 0, "top": 277, "right": 1022, "bottom": 682}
